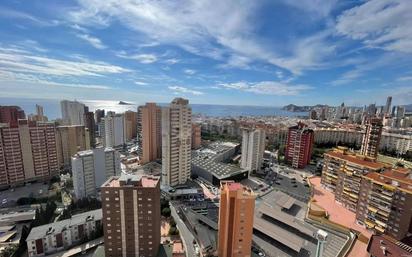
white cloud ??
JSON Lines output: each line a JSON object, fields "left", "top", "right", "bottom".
{"left": 279, "top": 0, "right": 338, "bottom": 18}
{"left": 68, "top": 0, "right": 335, "bottom": 74}
{"left": 0, "top": 70, "right": 110, "bottom": 90}
{"left": 168, "top": 86, "right": 204, "bottom": 95}
{"left": 276, "top": 71, "right": 284, "bottom": 79}
{"left": 183, "top": 69, "right": 196, "bottom": 75}
{"left": 164, "top": 58, "right": 180, "bottom": 65}
{"left": 77, "top": 34, "right": 107, "bottom": 49}
{"left": 336, "top": 0, "right": 412, "bottom": 53}
{"left": 397, "top": 76, "right": 412, "bottom": 81}
{"left": 0, "top": 7, "right": 59, "bottom": 26}
{"left": 220, "top": 81, "right": 311, "bottom": 95}
{"left": 117, "top": 52, "right": 157, "bottom": 64}
{"left": 0, "top": 46, "right": 129, "bottom": 77}
{"left": 134, "top": 81, "right": 148, "bottom": 86}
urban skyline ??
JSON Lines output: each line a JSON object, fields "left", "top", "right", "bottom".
{"left": 1, "top": 1, "right": 412, "bottom": 257}
{"left": 1, "top": 1, "right": 412, "bottom": 106}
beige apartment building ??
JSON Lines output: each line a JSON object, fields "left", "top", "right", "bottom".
{"left": 101, "top": 175, "right": 161, "bottom": 257}
{"left": 124, "top": 110, "right": 138, "bottom": 141}
{"left": 321, "top": 147, "right": 412, "bottom": 240}
{"left": 360, "top": 117, "right": 383, "bottom": 159}
{"left": 191, "top": 123, "right": 201, "bottom": 149}
{"left": 218, "top": 181, "right": 255, "bottom": 257}
{"left": 161, "top": 98, "right": 192, "bottom": 186}
{"left": 137, "top": 103, "right": 162, "bottom": 164}
{"left": 56, "top": 125, "right": 90, "bottom": 167}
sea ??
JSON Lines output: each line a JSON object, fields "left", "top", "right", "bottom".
{"left": 0, "top": 98, "right": 307, "bottom": 119}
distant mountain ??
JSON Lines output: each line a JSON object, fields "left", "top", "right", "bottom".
{"left": 118, "top": 101, "right": 133, "bottom": 105}
{"left": 282, "top": 104, "right": 328, "bottom": 112}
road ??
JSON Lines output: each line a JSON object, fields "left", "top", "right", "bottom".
{"left": 170, "top": 202, "right": 197, "bottom": 257}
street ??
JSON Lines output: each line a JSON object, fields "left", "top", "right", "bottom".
{"left": 170, "top": 202, "right": 197, "bottom": 257}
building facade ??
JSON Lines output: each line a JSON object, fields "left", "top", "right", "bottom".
{"left": 71, "top": 147, "right": 120, "bottom": 199}
{"left": 161, "top": 98, "right": 192, "bottom": 186}
{"left": 0, "top": 120, "right": 58, "bottom": 188}
{"left": 356, "top": 168, "right": 412, "bottom": 240}
{"left": 124, "top": 110, "right": 138, "bottom": 141}
{"left": 101, "top": 175, "right": 161, "bottom": 257}
{"left": 360, "top": 117, "right": 383, "bottom": 159}
{"left": 285, "top": 122, "right": 314, "bottom": 169}
{"left": 321, "top": 148, "right": 412, "bottom": 240}
{"left": 137, "top": 103, "right": 162, "bottom": 164}
{"left": 240, "top": 128, "right": 265, "bottom": 173}
{"left": 26, "top": 209, "right": 102, "bottom": 257}
{"left": 191, "top": 123, "right": 201, "bottom": 149}
{"left": 321, "top": 147, "right": 385, "bottom": 211}
{"left": 218, "top": 181, "right": 255, "bottom": 257}
{"left": 84, "top": 110, "right": 96, "bottom": 147}
{"left": 60, "top": 100, "right": 86, "bottom": 126}
{"left": 0, "top": 105, "right": 25, "bottom": 126}
{"left": 56, "top": 125, "right": 90, "bottom": 167}
{"left": 104, "top": 112, "right": 125, "bottom": 147}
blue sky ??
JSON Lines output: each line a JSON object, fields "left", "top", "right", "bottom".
{"left": 0, "top": 0, "right": 411, "bottom": 106}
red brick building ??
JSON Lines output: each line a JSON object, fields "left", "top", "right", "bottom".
{"left": 0, "top": 119, "right": 58, "bottom": 188}
{"left": 101, "top": 175, "right": 161, "bottom": 257}
{"left": 0, "top": 106, "right": 25, "bottom": 126}
{"left": 285, "top": 122, "right": 314, "bottom": 169}
{"left": 367, "top": 234, "right": 412, "bottom": 257}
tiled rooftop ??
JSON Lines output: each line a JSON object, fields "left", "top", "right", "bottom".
{"left": 102, "top": 174, "right": 160, "bottom": 188}
{"left": 325, "top": 150, "right": 386, "bottom": 170}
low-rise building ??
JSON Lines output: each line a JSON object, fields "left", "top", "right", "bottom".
{"left": 191, "top": 142, "right": 248, "bottom": 186}
{"left": 26, "top": 209, "right": 102, "bottom": 257}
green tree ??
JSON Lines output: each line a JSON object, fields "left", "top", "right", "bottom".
{"left": 162, "top": 207, "right": 171, "bottom": 217}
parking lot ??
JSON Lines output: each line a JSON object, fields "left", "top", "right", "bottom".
{"left": 262, "top": 167, "right": 312, "bottom": 202}
{"left": 0, "top": 182, "right": 50, "bottom": 207}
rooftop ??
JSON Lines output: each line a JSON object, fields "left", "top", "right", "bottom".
{"left": 27, "top": 209, "right": 102, "bottom": 241}
{"left": 364, "top": 168, "right": 412, "bottom": 193}
{"left": 0, "top": 210, "right": 35, "bottom": 225}
{"left": 221, "top": 181, "right": 254, "bottom": 196}
{"left": 325, "top": 148, "right": 386, "bottom": 170}
{"left": 192, "top": 142, "right": 245, "bottom": 179}
{"left": 102, "top": 174, "right": 160, "bottom": 188}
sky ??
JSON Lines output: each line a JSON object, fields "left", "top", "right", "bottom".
{"left": 0, "top": 0, "right": 411, "bottom": 107}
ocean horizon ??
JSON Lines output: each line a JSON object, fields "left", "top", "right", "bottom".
{"left": 0, "top": 98, "right": 307, "bottom": 119}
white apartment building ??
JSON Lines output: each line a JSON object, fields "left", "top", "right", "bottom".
{"left": 314, "top": 128, "right": 412, "bottom": 154}
{"left": 60, "top": 100, "right": 86, "bottom": 126}
{"left": 26, "top": 209, "right": 102, "bottom": 257}
{"left": 161, "top": 98, "right": 192, "bottom": 186}
{"left": 71, "top": 147, "right": 120, "bottom": 199}
{"left": 381, "top": 132, "right": 412, "bottom": 154}
{"left": 314, "top": 128, "right": 363, "bottom": 146}
{"left": 241, "top": 128, "right": 265, "bottom": 172}
{"left": 104, "top": 112, "right": 125, "bottom": 147}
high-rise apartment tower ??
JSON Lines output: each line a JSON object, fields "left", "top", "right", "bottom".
{"left": 218, "top": 181, "right": 255, "bottom": 257}
{"left": 101, "top": 175, "right": 161, "bottom": 257}
{"left": 241, "top": 128, "right": 265, "bottom": 172}
{"left": 360, "top": 117, "right": 383, "bottom": 159}
{"left": 137, "top": 103, "right": 162, "bottom": 164}
{"left": 161, "top": 98, "right": 192, "bottom": 186}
